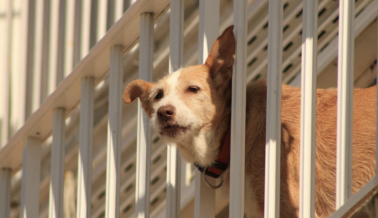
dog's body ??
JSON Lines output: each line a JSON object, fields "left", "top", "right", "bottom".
{"left": 123, "top": 26, "right": 376, "bottom": 217}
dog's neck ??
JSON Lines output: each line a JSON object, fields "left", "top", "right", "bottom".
{"left": 194, "top": 125, "right": 231, "bottom": 178}
{"left": 175, "top": 108, "right": 231, "bottom": 167}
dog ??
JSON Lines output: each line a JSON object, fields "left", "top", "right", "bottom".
{"left": 123, "top": 26, "right": 376, "bottom": 217}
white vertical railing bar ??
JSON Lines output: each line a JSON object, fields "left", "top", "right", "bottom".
{"left": 0, "top": 0, "right": 12, "bottom": 146}
{"left": 299, "top": 0, "right": 318, "bottom": 217}
{"left": 194, "top": 0, "right": 219, "bottom": 217}
{"left": 229, "top": 0, "right": 247, "bottom": 217}
{"left": 48, "top": 0, "right": 59, "bottom": 95}
{"left": 0, "top": 168, "right": 11, "bottom": 218}
{"left": 115, "top": 0, "right": 124, "bottom": 21}
{"left": 22, "top": 0, "right": 36, "bottom": 121}
{"left": 20, "top": 137, "right": 41, "bottom": 218}
{"left": 48, "top": 0, "right": 66, "bottom": 95}
{"left": 32, "top": 0, "right": 43, "bottom": 113}
{"left": 40, "top": 0, "right": 51, "bottom": 103}
{"left": 57, "top": 0, "right": 66, "bottom": 83}
{"left": 105, "top": 45, "right": 124, "bottom": 218}
{"left": 336, "top": 0, "right": 355, "bottom": 209}
{"left": 73, "top": 0, "right": 82, "bottom": 65}
{"left": 167, "top": 0, "right": 183, "bottom": 217}
{"left": 264, "top": 0, "right": 283, "bottom": 217}
{"left": 64, "top": 0, "right": 75, "bottom": 77}
{"left": 77, "top": 77, "right": 94, "bottom": 218}
{"left": 135, "top": 12, "right": 154, "bottom": 218}
{"left": 49, "top": 108, "right": 66, "bottom": 218}
{"left": 107, "top": 0, "right": 116, "bottom": 30}
{"left": 81, "top": 0, "right": 91, "bottom": 58}
{"left": 97, "top": 0, "right": 108, "bottom": 41}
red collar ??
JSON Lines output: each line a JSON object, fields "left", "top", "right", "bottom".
{"left": 194, "top": 126, "right": 231, "bottom": 178}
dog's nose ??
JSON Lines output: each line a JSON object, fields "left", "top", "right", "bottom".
{"left": 157, "top": 105, "right": 176, "bottom": 120}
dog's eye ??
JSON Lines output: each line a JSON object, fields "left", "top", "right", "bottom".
{"left": 188, "top": 86, "right": 200, "bottom": 93}
{"left": 155, "top": 92, "right": 164, "bottom": 100}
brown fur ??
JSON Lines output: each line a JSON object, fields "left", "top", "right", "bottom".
{"left": 123, "top": 25, "right": 377, "bottom": 217}
{"left": 245, "top": 81, "right": 376, "bottom": 217}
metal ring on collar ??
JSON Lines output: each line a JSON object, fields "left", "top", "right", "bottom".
{"left": 202, "top": 167, "right": 224, "bottom": 189}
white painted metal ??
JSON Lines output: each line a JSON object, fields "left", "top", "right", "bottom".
{"left": 194, "top": 1, "right": 219, "bottom": 217}
{"left": 81, "top": 0, "right": 91, "bottom": 58}
{"left": 64, "top": 0, "right": 75, "bottom": 77}
{"left": 49, "top": 108, "right": 66, "bottom": 218}
{"left": 40, "top": 0, "right": 51, "bottom": 103}
{"left": 115, "top": 0, "right": 124, "bottom": 21}
{"left": 97, "top": 0, "right": 108, "bottom": 40}
{"left": 290, "top": 0, "right": 378, "bottom": 87}
{"left": 105, "top": 45, "right": 124, "bottom": 218}
{"left": 73, "top": 0, "right": 82, "bottom": 65}
{"left": 336, "top": 0, "right": 355, "bottom": 209}
{"left": 32, "top": 0, "right": 44, "bottom": 113}
{"left": 166, "top": 0, "right": 184, "bottom": 217}
{"left": 107, "top": 0, "right": 116, "bottom": 29}
{"left": 135, "top": 12, "right": 153, "bottom": 218}
{"left": 76, "top": 77, "right": 94, "bottom": 218}
{"left": 48, "top": 0, "right": 59, "bottom": 95}
{"left": 230, "top": 1, "right": 247, "bottom": 218}
{"left": 0, "top": 168, "right": 11, "bottom": 218}
{"left": 330, "top": 175, "right": 378, "bottom": 218}
{"left": 48, "top": 0, "right": 66, "bottom": 95}
{"left": 22, "top": 0, "right": 35, "bottom": 121}
{"left": 20, "top": 137, "right": 41, "bottom": 218}
{"left": 0, "top": 0, "right": 11, "bottom": 146}
{"left": 0, "top": 0, "right": 171, "bottom": 171}
{"left": 299, "top": 0, "right": 317, "bottom": 217}
{"left": 264, "top": 0, "right": 283, "bottom": 217}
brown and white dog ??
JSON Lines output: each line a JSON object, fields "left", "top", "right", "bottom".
{"left": 123, "top": 26, "right": 376, "bottom": 217}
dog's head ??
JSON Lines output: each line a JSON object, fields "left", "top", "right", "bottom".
{"left": 123, "top": 26, "right": 235, "bottom": 165}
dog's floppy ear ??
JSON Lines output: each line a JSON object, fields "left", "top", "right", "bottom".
{"left": 205, "top": 25, "right": 235, "bottom": 88}
{"left": 123, "top": 80, "right": 155, "bottom": 117}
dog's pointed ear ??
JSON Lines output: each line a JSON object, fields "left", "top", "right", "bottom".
{"left": 123, "top": 80, "right": 155, "bottom": 117}
{"left": 205, "top": 25, "right": 235, "bottom": 78}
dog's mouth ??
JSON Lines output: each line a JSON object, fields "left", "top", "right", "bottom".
{"left": 159, "top": 122, "right": 190, "bottom": 138}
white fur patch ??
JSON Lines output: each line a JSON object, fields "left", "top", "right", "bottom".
{"left": 151, "top": 70, "right": 197, "bottom": 135}
{"left": 150, "top": 69, "right": 216, "bottom": 165}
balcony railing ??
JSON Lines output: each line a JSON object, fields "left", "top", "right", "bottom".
{"left": 0, "top": 0, "right": 378, "bottom": 217}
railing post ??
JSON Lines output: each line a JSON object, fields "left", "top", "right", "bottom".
{"left": 48, "top": 0, "right": 66, "bottom": 95}
{"left": 21, "top": 0, "right": 36, "bottom": 122}
{"left": 97, "top": 0, "right": 108, "bottom": 40}
{"left": 40, "top": 0, "right": 51, "bottom": 103}
{"left": 0, "top": 168, "right": 11, "bottom": 218}
{"left": 77, "top": 77, "right": 94, "bottom": 218}
{"left": 336, "top": 0, "right": 355, "bottom": 209}
{"left": 229, "top": 0, "right": 247, "bottom": 218}
{"left": 105, "top": 45, "right": 124, "bottom": 218}
{"left": 194, "top": 0, "right": 219, "bottom": 217}
{"left": 115, "top": 0, "right": 124, "bottom": 21}
{"left": 0, "top": 0, "right": 11, "bottom": 146}
{"left": 73, "top": 0, "right": 82, "bottom": 65}
{"left": 64, "top": 0, "right": 75, "bottom": 77}
{"left": 167, "top": 0, "right": 184, "bottom": 217}
{"left": 20, "top": 137, "right": 41, "bottom": 218}
{"left": 49, "top": 108, "right": 66, "bottom": 218}
{"left": 299, "top": 0, "right": 318, "bottom": 217}
{"left": 135, "top": 12, "right": 154, "bottom": 218}
{"left": 264, "top": 0, "right": 283, "bottom": 217}
{"left": 81, "top": 0, "right": 91, "bottom": 58}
